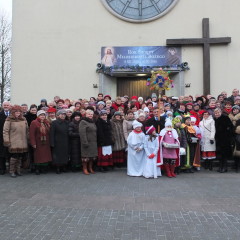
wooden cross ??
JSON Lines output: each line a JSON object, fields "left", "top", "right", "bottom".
{"left": 166, "top": 18, "right": 231, "bottom": 95}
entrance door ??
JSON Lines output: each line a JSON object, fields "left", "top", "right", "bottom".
{"left": 117, "top": 77, "right": 155, "bottom": 99}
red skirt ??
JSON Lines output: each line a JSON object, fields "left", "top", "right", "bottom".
{"left": 202, "top": 151, "right": 216, "bottom": 159}
{"left": 112, "top": 150, "right": 125, "bottom": 164}
{"left": 97, "top": 147, "right": 113, "bottom": 166}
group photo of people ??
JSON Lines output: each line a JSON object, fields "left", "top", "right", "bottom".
{"left": 0, "top": 88, "right": 240, "bottom": 178}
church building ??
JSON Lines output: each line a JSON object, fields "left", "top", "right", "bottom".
{"left": 11, "top": 0, "right": 239, "bottom": 104}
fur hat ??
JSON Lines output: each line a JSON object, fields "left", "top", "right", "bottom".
{"left": 56, "top": 99, "right": 64, "bottom": 104}
{"left": 37, "top": 110, "right": 46, "bottom": 117}
{"left": 132, "top": 120, "right": 142, "bottom": 129}
{"left": 10, "top": 105, "right": 23, "bottom": 114}
{"left": 138, "top": 97, "right": 143, "bottom": 102}
{"left": 145, "top": 125, "right": 156, "bottom": 135}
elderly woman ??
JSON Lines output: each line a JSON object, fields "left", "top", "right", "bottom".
{"left": 79, "top": 109, "right": 98, "bottom": 175}
{"left": 50, "top": 109, "right": 69, "bottom": 174}
{"left": 111, "top": 111, "right": 126, "bottom": 167}
{"left": 30, "top": 110, "right": 52, "bottom": 175}
{"left": 214, "top": 108, "right": 234, "bottom": 173}
{"left": 199, "top": 111, "right": 216, "bottom": 171}
{"left": 68, "top": 112, "right": 82, "bottom": 172}
{"left": 3, "top": 105, "right": 28, "bottom": 178}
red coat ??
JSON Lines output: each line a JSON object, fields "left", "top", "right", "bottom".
{"left": 30, "top": 119, "right": 52, "bottom": 164}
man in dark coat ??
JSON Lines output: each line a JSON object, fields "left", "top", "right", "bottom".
{"left": 214, "top": 108, "right": 234, "bottom": 173}
{"left": 50, "top": 110, "right": 69, "bottom": 174}
{"left": 0, "top": 101, "right": 11, "bottom": 174}
{"left": 146, "top": 107, "right": 166, "bottom": 134}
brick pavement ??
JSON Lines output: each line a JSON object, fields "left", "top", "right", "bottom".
{"left": 0, "top": 169, "right": 240, "bottom": 240}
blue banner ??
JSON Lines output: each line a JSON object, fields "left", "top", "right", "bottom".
{"left": 101, "top": 46, "right": 181, "bottom": 67}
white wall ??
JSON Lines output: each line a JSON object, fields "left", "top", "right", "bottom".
{"left": 11, "top": 0, "right": 240, "bottom": 104}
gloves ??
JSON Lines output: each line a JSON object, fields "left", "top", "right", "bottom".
{"left": 210, "top": 140, "right": 214, "bottom": 144}
{"left": 148, "top": 153, "right": 155, "bottom": 159}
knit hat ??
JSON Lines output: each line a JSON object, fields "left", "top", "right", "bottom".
{"left": 151, "top": 93, "right": 157, "bottom": 99}
{"left": 138, "top": 97, "right": 143, "bottom": 102}
{"left": 235, "top": 96, "right": 240, "bottom": 101}
{"left": 145, "top": 126, "right": 156, "bottom": 135}
{"left": 232, "top": 105, "right": 240, "bottom": 110}
{"left": 37, "top": 110, "right": 46, "bottom": 117}
{"left": 164, "top": 103, "right": 171, "bottom": 107}
{"left": 132, "top": 120, "right": 142, "bottom": 129}
{"left": 100, "top": 110, "right": 108, "bottom": 116}
{"left": 113, "top": 111, "right": 121, "bottom": 117}
{"left": 131, "top": 96, "right": 138, "bottom": 101}
{"left": 138, "top": 112, "right": 146, "bottom": 118}
{"left": 186, "top": 102, "right": 193, "bottom": 106}
{"left": 166, "top": 111, "right": 173, "bottom": 116}
{"left": 104, "top": 95, "right": 111, "bottom": 100}
{"left": 97, "top": 101, "right": 105, "bottom": 106}
{"left": 40, "top": 99, "right": 47, "bottom": 103}
{"left": 47, "top": 107, "right": 56, "bottom": 113}
{"left": 57, "top": 109, "right": 67, "bottom": 116}
{"left": 165, "top": 119, "right": 172, "bottom": 127}
{"left": 143, "top": 107, "right": 149, "bottom": 113}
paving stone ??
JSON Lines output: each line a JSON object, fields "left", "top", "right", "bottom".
{"left": 0, "top": 169, "right": 240, "bottom": 239}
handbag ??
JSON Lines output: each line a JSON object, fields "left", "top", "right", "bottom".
{"left": 163, "top": 142, "right": 179, "bottom": 148}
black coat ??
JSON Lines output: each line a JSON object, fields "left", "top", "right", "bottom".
{"left": 0, "top": 111, "right": 8, "bottom": 158}
{"left": 146, "top": 116, "right": 166, "bottom": 133}
{"left": 50, "top": 119, "right": 69, "bottom": 165}
{"left": 25, "top": 112, "right": 37, "bottom": 127}
{"left": 215, "top": 114, "right": 234, "bottom": 156}
{"left": 68, "top": 120, "right": 81, "bottom": 165}
{"left": 96, "top": 118, "right": 114, "bottom": 147}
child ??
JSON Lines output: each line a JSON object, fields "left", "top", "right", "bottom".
{"left": 159, "top": 119, "right": 180, "bottom": 178}
{"left": 127, "top": 120, "right": 145, "bottom": 176}
{"left": 143, "top": 126, "right": 161, "bottom": 179}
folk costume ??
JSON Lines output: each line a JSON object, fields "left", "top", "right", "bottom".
{"left": 3, "top": 105, "right": 28, "bottom": 177}
{"left": 199, "top": 114, "right": 216, "bottom": 170}
{"left": 182, "top": 116, "right": 201, "bottom": 172}
{"left": 143, "top": 126, "right": 161, "bottom": 179}
{"left": 159, "top": 120, "right": 180, "bottom": 178}
{"left": 96, "top": 111, "right": 114, "bottom": 171}
{"left": 29, "top": 110, "right": 52, "bottom": 174}
{"left": 127, "top": 121, "right": 145, "bottom": 176}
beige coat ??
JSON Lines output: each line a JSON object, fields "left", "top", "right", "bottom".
{"left": 3, "top": 116, "right": 28, "bottom": 153}
{"left": 123, "top": 118, "right": 134, "bottom": 141}
{"left": 229, "top": 113, "right": 240, "bottom": 126}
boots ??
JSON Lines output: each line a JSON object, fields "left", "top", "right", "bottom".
{"left": 208, "top": 160, "right": 213, "bottom": 171}
{"left": 170, "top": 164, "right": 176, "bottom": 177}
{"left": 35, "top": 165, "right": 40, "bottom": 175}
{"left": 204, "top": 160, "right": 209, "bottom": 170}
{"left": 82, "top": 162, "right": 90, "bottom": 175}
{"left": 88, "top": 160, "right": 95, "bottom": 174}
{"left": 164, "top": 164, "right": 172, "bottom": 178}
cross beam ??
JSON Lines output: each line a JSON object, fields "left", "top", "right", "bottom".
{"left": 167, "top": 18, "right": 231, "bottom": 95}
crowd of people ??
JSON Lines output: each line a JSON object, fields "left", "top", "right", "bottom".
{"left": 0, "top": 88, "right": 240, "bottom": 178}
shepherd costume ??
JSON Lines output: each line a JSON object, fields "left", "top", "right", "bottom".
{"left": 159, "top": 120, "right": 180, "bottom": 178}
{"left": 127, "top": 121, "right": 145, "bottom": 176}
{"left": 143, "top": 126, "right": 161, "bottom": 179}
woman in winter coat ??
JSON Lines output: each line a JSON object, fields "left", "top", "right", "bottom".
{"left": 3, "top": 105, "right": 28, "bottom": 178}
{"left": 214, "top": 108, "right": 234, "bottom": 173}
{"left": 96, "top": 110, "right": 114, "bottom": 172}
{"left": 29, "top": 110, "right": 52, "bottom": 175}
{"left": 110, "top": 111, "right": 126, "bottom": 166}
{"left": 233, "top": 119, "right": 240, "bottom": 171}
{"left": 68, "top": 112, "right": 81, "bottom": 172}
{"left": 50, "top": 109, "right": 69, "bottom": 174}
{"left": 79, "top": 109, "right": 98, "bottom": 175}
{"left": 123, "top": 110, "right": 135, "bottom": 141}
{"left": 228, "top": 105, "right": 240, "bottom": 126}
{"left": 199, "top": 111, "right": 216, "bottom": 171}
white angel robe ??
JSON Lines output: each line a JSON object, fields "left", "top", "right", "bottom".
{"left": 143, "top": 136, "right": 162, "bottom": 179}
{"left": 127, "top": 131, "right": 145, "bottom": 176}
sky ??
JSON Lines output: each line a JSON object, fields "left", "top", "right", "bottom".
{"left": 0, "top": 0, "right": 12, "bottom": 19}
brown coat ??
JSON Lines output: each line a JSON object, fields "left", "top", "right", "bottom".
{"left": 29, "top": 119, "right": 52, "bottom": 164}
{"left": 110, "top": 118, "right": 126, "bottom": 151}
{"left": 79, "top": 118, "right": 98, "bottom": 158}
{"left": 3, "top": 116, "right": 28, "bottom": 153}
{"left": 123, "top": 118, "right": 134, "bottom": 141}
